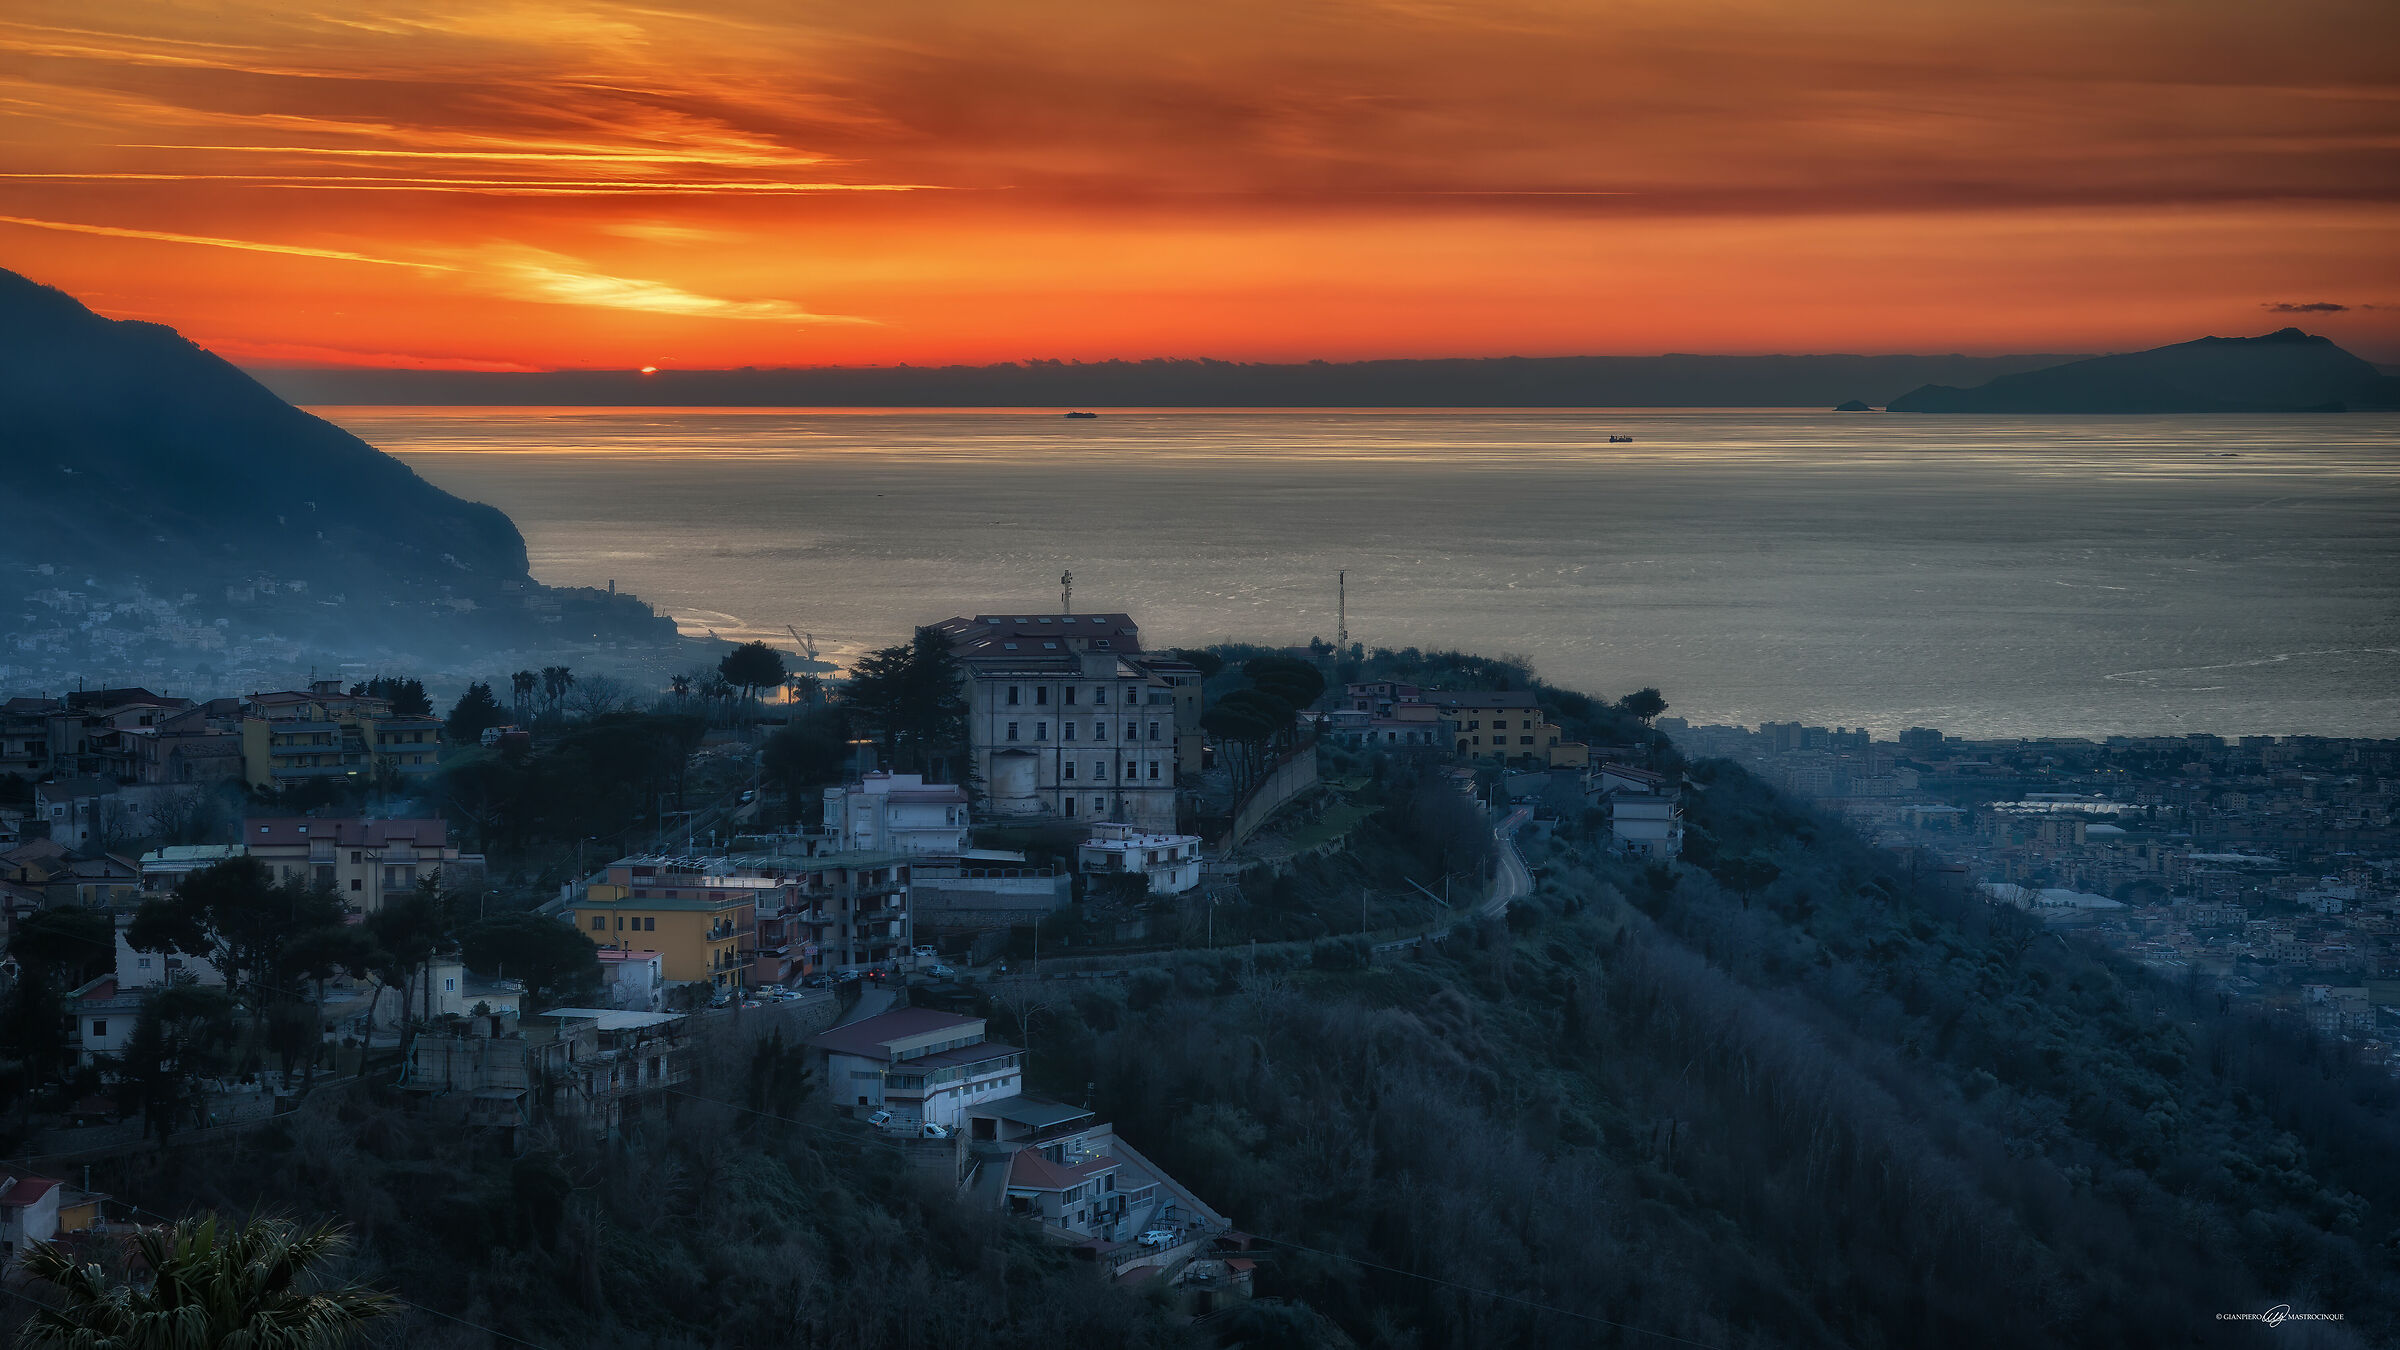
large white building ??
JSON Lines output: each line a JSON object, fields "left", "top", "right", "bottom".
{"left": 933, "top": 613, "right": 1202, "bottom": 833}
{"left": 822, "top": 772, "right": 970, "bottom": 855}
{"left": 813, "top": 1007, "right": 1026, "bottom": 1129}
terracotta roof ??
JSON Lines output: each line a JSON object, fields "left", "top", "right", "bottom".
{"left": 0, "top": 1176, "right": 61, "bottom": 1207}
{"left": 809, "top": 1007, "right": 982, "bottom": 1059}
{"left": 1006, "top": 1149, "right": 1118, "bottom": 1192}
{"left": 243, "top": 818, "right": 449, "bottom": 848}
{"left": 935, "top": 612, "right": 1144, "bottom": 655}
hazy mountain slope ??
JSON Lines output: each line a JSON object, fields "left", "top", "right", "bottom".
{"left": 0, "top": 268, "right": 685, "bottom": 687}
{"left": 1889, "top": 328, "right": 2400, "bottom": 413}
{"left": 0, "top": 268, "right": 529, "bottom": 593}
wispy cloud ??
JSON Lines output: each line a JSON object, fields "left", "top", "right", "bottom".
{"left": 0, "top": 171, "right": 930, "bottom": 195}
{"left": 2262, "top": 300, "right": 2351, "bottom": 313}
{"left": 473, "top": 247, "right": 872, "bottom": 325}
{"left": 0, "top": 214, "right": 453, "bottom": 268}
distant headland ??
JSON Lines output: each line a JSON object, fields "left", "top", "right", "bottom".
{"left": 1888, "top": 329, "right": 2400, "bottom": 413}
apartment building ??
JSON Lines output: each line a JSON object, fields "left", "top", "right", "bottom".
{"left": 1343, "top": 683, "right": 1589, "bottom": 768}
{"left": 244, "top": 817, "right": 478, "bottom": 913}
{"left": 933, "top": 612, "right": 1197, "bottom": 831}
{"left": 400, "top": 1007, "right": 692, "bottom": 1141}
{"left": 576, "top": 850, "right": 916, "bottom": 990}
{"left": 237, "top": 680, "right": 442, "bottom": 791}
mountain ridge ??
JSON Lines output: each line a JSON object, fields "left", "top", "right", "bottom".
{"left": 1889, "top": 328, "right": 2400, "bottom": 413}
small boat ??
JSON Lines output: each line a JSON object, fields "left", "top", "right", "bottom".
{"left": 1063, "top": 410, "right": 1099, "bottom": 419}
{"left": 1607, "top": 434, "right": 1634, "bottom": 443}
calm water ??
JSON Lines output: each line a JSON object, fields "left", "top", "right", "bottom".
{"left": 328, "top": 407, "right": 2400, "bottom": 740}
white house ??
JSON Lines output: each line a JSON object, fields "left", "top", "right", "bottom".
{"left": 69, "top": 976, "right": 144, "bottom": 1065}
{"left": 115, "top": 912, "right": 224, "bottom": 991}
{"left": 822, "top": 773, "right": 970, "bottom": 855}
{"left": 366, "top": 957, "right": 523, "bottom": 1027}
{"left": 135, "top": 844, "right": 246, "bottom": 898}
{"left": 0, "top": 1175, "right": 63, "bottom": 1257}
{"left": 1607, "top": 795, "right": 1683, "bottom": 859}
{"left": 597, "top": 948, "right": 665, "bottom": 1012}
{"left": 1076, "top": 823, "right": 1203, "bottom": 894}
{"left": 811, "top": 1007, "right": 1025, "bottom": 1131}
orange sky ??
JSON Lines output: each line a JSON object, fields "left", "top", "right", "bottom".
{"left": 4, "top": 0, "right": 2397, "bottom": 368}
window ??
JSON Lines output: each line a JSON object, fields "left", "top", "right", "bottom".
{"left": 1007, "top": 721, "right": 1019, "bottom": 741}
{"left": 1007, "top": 686, "right": 1020, "bottom": 705}
{"left": 444, "top": 977, "right": 456, "bottom": 992}
{"left": 1093, "top": 721, "right": 1106, "bottom": 740}
{"left": 350, "top": 879, "right": 362, "bottom": 891}
{"left": 1036, "top": 687, "right": 1048, "bottom": 705}
{"left": 1520, "top": 736, "right": 1535, "bottom": 746}
{"left": 1036, "top": 722, "right": 1048, "bottom": 740}
{"left": 1093, "top": 760, "right": 1107, "bottom": 780}
{"left": 591, "top": 916, "right": 607, "bottom": 931}
{"left": 1094, "top": 686, "right": 1107, "bottom": 705}
{"left": 351, "top": 850, "right": 362, "bottom": 863}
{"left": 1063, "top": 797, "right": 1076, "bottom": 816}
{"left": 137, "top": 956, "right": 151, "bottom": 969}
{"left": 1064, "top": 761, "right": 1076, "bottom": 780}
{"left": 645, "top": 917, "right": 656, "bottom": 932}
{"left": 1125, "top": 761, "right": 1138, "bottom": 779}
{"left": 1149, "top": 721, "right": 1161, "bottom": 741}
{"left": 91, "top": 1020, "right": 107, "bottom": 1038}
{"left": 1064, "top": 723, "right": 1076, "bottom": 742}
{"left": 617, "top": 917, "right": 626, "bottom": 930}
{"left": 1149, "top": 761, "right": 1161, "bottom": 780}
{"left": 1064, "top": 686, "right": 1076, "bottom": 705}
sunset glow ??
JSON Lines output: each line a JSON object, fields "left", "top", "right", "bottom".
{"left": 6, "top": 0, "right": 2397, "bottom": 368}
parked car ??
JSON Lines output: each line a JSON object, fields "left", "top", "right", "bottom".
{"left": 927, "top": 964, "right": 957, "bottom": 978}
{"left": 803, "top": 973, "right": 832, "bottom": 988}
{"left": 866, "top": 1109, "right": 895, "bottom": 1130}
{"left": 1139, "top": 1229, "right": 1177, "bottom": 1248}
{"left": 911, "top": 945, "right": 939, "bottom": 961}
{"left": 919, "top": 1123, "right": 952, "bottom": 1139}
{"left": 738, "top": 789, "right": 755, "bottom": 804}
{"left": 740, "top": 1000, "right": 762, "bottom": 1009}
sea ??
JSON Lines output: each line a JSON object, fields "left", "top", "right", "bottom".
{"left": 324, "top": 406, "right": 2400, "bottom": 741}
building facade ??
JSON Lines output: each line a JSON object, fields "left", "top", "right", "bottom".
{"left": 238, "top": 680, "right": 443, "bottom": 791}
{"left": 244, "top": 817, "right": 477, "bottom": 913}
{"left": 935, "top": 613, "right": 1195, "bottom": 831}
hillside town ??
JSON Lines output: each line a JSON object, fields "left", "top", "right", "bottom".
{"left": 0, "top": 608, "right": 1701, "bottom": 1307}
{"left": 1666, "top": 716, "right": 2400, "bottom": 1069}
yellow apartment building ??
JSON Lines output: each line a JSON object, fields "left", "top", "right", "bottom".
{"left": 570, "top": 865, "right": 774, "bottom": 992}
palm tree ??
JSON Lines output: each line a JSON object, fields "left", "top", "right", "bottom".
{"left": 16, "top": 1213, "right": 395, "bottom": 1348}
{"left": 539, "top": 665, "right": 574, "bottom": 717}
{"left": 509, "top": 669, "right": 537, "bottom": 720}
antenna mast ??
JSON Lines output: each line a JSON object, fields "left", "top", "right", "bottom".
{"left": 1337, "top": 570, "right": 1347, "bottom": 655}
{"left": 1061, "top": 569, "right": 1074, "bottom": 612}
